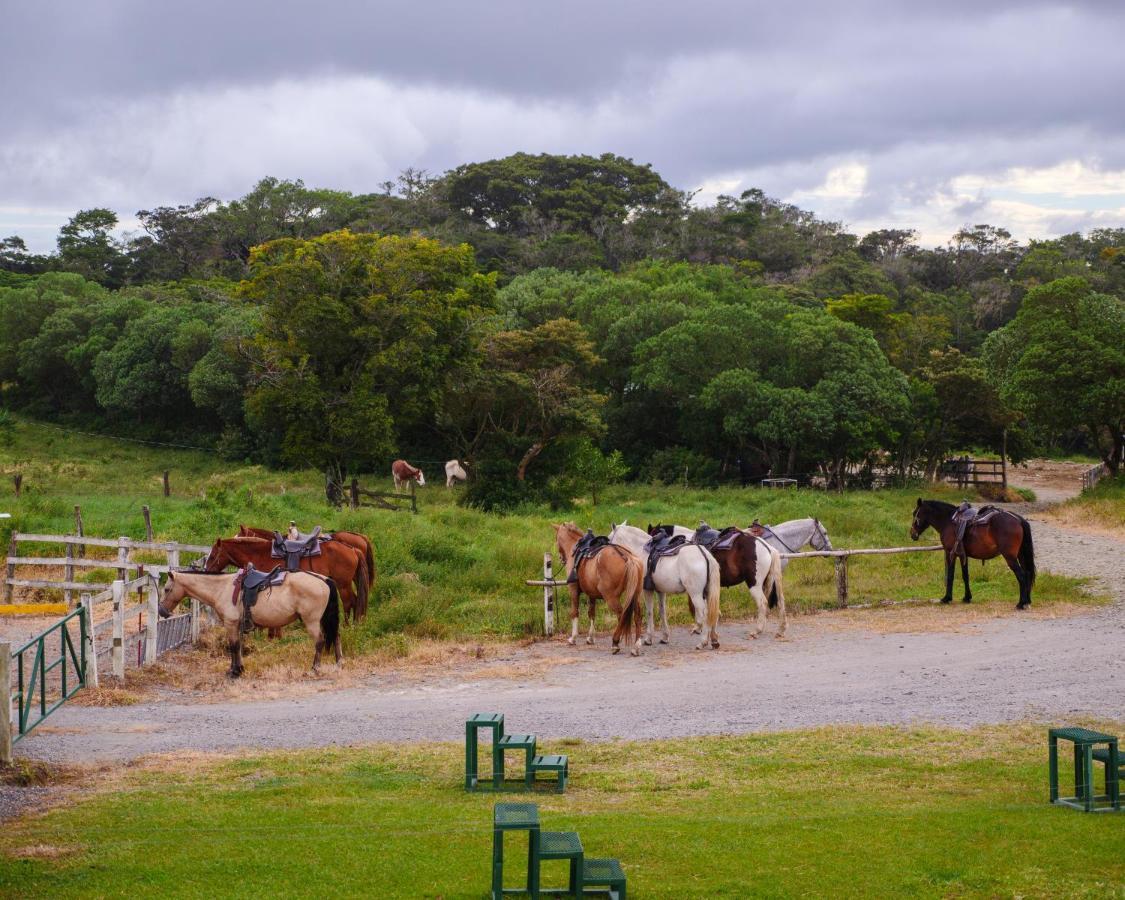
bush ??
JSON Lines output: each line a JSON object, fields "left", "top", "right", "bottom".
{"left": 637, "top": 447, "right": 721, "bottom": 487}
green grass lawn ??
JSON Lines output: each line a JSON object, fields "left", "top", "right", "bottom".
{"left": 1, "top": 725, "right": 1122, "bottom": 898}
{"left": 0, "top": 416, "right": 1102, "bottom": 659}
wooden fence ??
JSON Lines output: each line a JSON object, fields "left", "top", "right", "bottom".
{"left": 348, "top": 478, "right": 418, "bottom": 514}
{"left": 4, "top": 532, "right": 211, "bottom": 610}
{"left": 1081, "top": 462, "right": 1109, "bottom": 492}
{"left": 939, "top": 456, "right": 1007, "bottom": 489}
{"left": 525, "top": 543, "right": 945, "bottom": 634}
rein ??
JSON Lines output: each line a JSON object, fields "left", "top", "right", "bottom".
{"left": 758, "top": 524, "right": 798, "bottom": 554}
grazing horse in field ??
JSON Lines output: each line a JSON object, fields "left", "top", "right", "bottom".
{"left": 237, "top": 525, "right": 377, "bottom": 589}
{"left": 444, "top": 459, "right": 468, "bottom": 487}
{"left": 910, "top": 499, "right": 1035, "bottom": 608}
{"left": 649, "top": 523, "right": 787, "bottom": 639}
{"left": 553, "top": 523, "right": 645, "bottom": 656}
{"left": 204, "top": 536, "right": 369, "bottom": 621}
{"left": 609, "top": 522, "right": 721, "bottom": 650}
{"left": 159, "top": 570, "right": 341, "bottom": 677}
{"left": 392, "top": 459, "right": 425, "bottom": 492}
{"left": 748, "top": 518, "right": 832, "bottom": 572}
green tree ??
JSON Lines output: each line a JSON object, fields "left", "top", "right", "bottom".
{"left": 56, "top": 209, "right": 128, "bottom": 287}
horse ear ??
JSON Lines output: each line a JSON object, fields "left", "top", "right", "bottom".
{"left": 915, "top": 498, "right": 922, "bottom": 507}
{"left": 168, "top": 571, "right": 175, "bottom": 582}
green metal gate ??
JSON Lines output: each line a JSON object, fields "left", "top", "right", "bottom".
{"left": 10, "top": 607, "right": 87, "bottom": 743}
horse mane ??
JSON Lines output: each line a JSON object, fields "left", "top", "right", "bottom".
{"left": 223, "top": 535, "right": 271, "bottom": 544}
{"left": 922, "top": 499, "right": 957, "bottom": 513}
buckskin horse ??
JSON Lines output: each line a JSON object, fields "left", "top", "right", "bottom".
{"left": 159, "top": 569, "right": 341, "bottom": 677}
{"left": 553, "top": 523, "right": 645, "bottom": 656}
{"left": 909, "top": 499, "right": 1036, "bottom": 608}
{"left": 650, "top": 523, "right": 788, "bottom": 640}
{"left": 609, "top": 522, "right": 722, "bottom": 650}
{"left": 237, "top": 525, "right": 377, "bottom": 590}
{"left": 392, "top": 459, "right": 425, "bottom": 492}
{"left": 203, "top": 536, "right": 369, "bottom": 621}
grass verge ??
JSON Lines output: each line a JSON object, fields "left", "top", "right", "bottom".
{"left": 1046, "top": 475, "right": 1125, "bottom": 535}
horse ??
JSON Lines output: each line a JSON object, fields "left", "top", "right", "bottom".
{"left": 609, "top": 522, "right": 721, "bottom": 650}
{"left": 203, "top": 536, "right": 369, "bottom": 622}
{"left": 553, "top": 523, "right": 645, "bottom": 656}
{"left": 909, "top": 499, "right": 1036, "bottom": 608}
{"left": 392, "top": 459, "right": 425, "bottom": 491}
{"left": 159, "top": 570, "right": 341, "bottom": 677}
{"left": 237, "top": 525, "right": 377, "bottom": 590}
{"left": 747, "top": 518, "right": 832, "bottom": 571}
{"left": 649, "top": 523, "right": 787, "bottom": 639}
{"left": 445, "top": 459, "right": 468, "bottom": 487}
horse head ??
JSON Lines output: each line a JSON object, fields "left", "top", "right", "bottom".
{"left": 159, "top": 572, "right": 186, "bottom": 618}
{"left": 204, "top": 537, "right": 234, "bottom": 573}
{"left": 909, "top": 498, "right": 928, "bottom": 540}
{"left": 811, "top": 518, "right": 833, "bottom": 551}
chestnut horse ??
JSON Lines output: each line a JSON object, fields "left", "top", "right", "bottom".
{"left": 392, "top": 459, "right": 425, "bottom": 491}
{"left": 238, "top": 525, "right": 377, "bottom": 588}
{"left": 553, "top": 523, "right": 645, "bottom": 656}
{"left": 910, "top": 499, "right": 1035, "bottom": 608}
{"left": 203, "top": 536, "right": 369, "bottom": 621}
{"left": 159, "top": 570, "right": 341, "bottom": 677}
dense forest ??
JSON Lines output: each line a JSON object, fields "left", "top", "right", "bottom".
{"left": 1, "top": 153, "right": 1122, "bottom": 506}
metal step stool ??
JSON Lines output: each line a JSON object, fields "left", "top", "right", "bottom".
{"left": 582, "top": 857, "right": 627, "bottom": 899}
{"left": 529, "top": 754, "right": 569, "bottom": 793}
{"left": 537, "top": 829, "right": 583, "bottom": 897}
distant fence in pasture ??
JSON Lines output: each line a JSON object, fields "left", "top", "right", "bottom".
{"left": 525, "top": 543, "right": 946, "bottom": 634}
{"left": 4, "top": 531, "right": 210, "bottom": 610}
{"left": 327, "top": 476, "right": 418, "bottom": 514}
{"left": 938, "top": 456, "right": 1007, "bottom": 490}
{"left": 1081, "top": 462, "right": 1109, "bottom": 492}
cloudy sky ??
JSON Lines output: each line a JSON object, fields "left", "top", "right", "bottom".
{"left": 3, "top": 1, "right": 1125, "bottom": 252}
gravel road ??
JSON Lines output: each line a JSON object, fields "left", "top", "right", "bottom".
{"left": 14, "top": 512, "right": 1123, "bottom": 766}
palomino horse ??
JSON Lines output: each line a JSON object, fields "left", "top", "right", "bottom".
{"left": 609, "top": 523, "right": 721, "bottom": 650}
{"left": 204, "top": 536, "right": 369, "bottom": 621}
{"left": 553, "top": 523, "right": 645, "bottom": 656}
{"left": 910, "top": 499, "right": 1036, "bottom": 608}
{"left": 159, "top": 570, "right": 341, "bottom": 677}
{"left": 649, "top": 524, "right": 787, "bottom": 639}
{"left": 392, "top": 459, "right": 425, "bottom": 492}
{"left": 748, "top": 518, "right": 832, "bottom": 571}
{"left": 238, "top": 525, "right": 377, "bottom": 589}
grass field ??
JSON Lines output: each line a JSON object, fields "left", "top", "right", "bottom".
{"left": 1047, "top": 474, "right": 1125, "bottom": 534}
{"left": 1, "top": 724, "right": 1122, "bottom": 898}
{"left": 0, "top": 417, "right": 1102, "bottom": 662}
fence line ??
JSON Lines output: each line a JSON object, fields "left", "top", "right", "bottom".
{"left": 1081, "top": 462, "right": 1109, "bottom": 492}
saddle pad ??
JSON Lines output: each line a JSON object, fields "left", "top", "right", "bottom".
{"left": 271, "top": 527, "right": 325, "bottom": 571}
{"left": 233, "top": 565, "right": 286, "bottom": 606}
{"left": 710, "top": 527, "right": 743, "bottom": 552}
{"left": 567, "top": 539, "right": 613, "bottom": 584}
{"left": 644, "top": 535, "right": 689, "bottom": 591}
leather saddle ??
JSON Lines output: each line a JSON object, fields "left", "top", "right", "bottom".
{"left": 692, "top": 522, "right": 742, "bottom": 552}
{"left": 567, "top": 531, "right": 612, "bottom": 584}
{"left": 235, "top": 564, "right": 286, "bottom": 633}
{"left": 642, "top": 533, "right": 689, "bottom": 591}
{"left": 271, "top": 524, "right": 325, "bottom": 571}
{"left": 952, "top": 504, "right": 1003, "bottom": 557}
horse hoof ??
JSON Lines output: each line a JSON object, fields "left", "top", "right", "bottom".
{"left": 643, "top": 638, "right": 652, "bottom": 646}
{"left": 962, "top": 598, "right": 972, "bottom": 604}
{"left": 711, "top": 640, "right": 719, "bottom": 649}
{"left": 659, "top": 637, "right": 669, "bottom": 645}
{"left": 566, "top": 638, "right": 575, "bottom": 646}
{"left": 774, "top": 632, "right": 787, "bottom": 641}
{"left": 586, "top": 638, "right": 594, "bottom": 645}
{"left": 1017, "top": 602, "right": 1030, "bottom": 610}
{"left": 748, "top": 632, "right": 759, "bottom": 640}
{"left": 612, "top": 646, "right": 621, "bottom": 655}
{"left": 630, "top": 648, "right": 640, "bottom": 657}
{"left": 691, "top": 626, "right": 702, "bottom": 635}
{"left": 939, "top": 598, "right": 952, "bottom": 604}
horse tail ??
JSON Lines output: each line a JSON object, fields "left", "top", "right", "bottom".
{"left": 364, "top": 538, "right": 376, "bottom": 588}
{"left": 623, "top": 552, "right": 644, "bottom": 642}
{"left": 321, "top": 578, "right": 340, "bottom": 650}
{"left": 766, "top": 546, "right": 784, "bottom": 610}
{"left": 355, "top": 556, "right": 369, "bottom": 620}
{"left": 700, "top": 547, "right": 721, "bottom": 632}
{"left": 1018, "top": 517, "right": 1036, "bottom": 588}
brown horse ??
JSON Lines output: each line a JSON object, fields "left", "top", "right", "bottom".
{"left": 204, "top": 536, "right": 369, "bottom": 621}
{"left": 910, "top": 499, "right": 1036, "bottom": 608}
{"left": 160, "top": 570, "right": 341, "bottom": 677}
{"left": 553, "top": 523, "right": 645, "bottom": 656}
{"left": 237, "top": 525, "right": 377, "bottom": 587}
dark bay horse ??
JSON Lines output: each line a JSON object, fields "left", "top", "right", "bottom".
{"left": 204, "top": 536, "right": 369, "bottom": 621}
{"left": 910, "top": 499, "right": 1035, "bottom": 608}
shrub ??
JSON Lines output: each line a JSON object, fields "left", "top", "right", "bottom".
{"left": 638, "top": 447, "right": 721, "bottom": 487}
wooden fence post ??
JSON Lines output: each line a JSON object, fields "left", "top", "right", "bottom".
{"left": 4, "top": 533, "right": 15, "bottom": 603}
{"left": 111, "top": 580, "right": 125, "bottom": 679}
{"left": 80, "top": 592, "right": 98, "bottom": 688}
{"left": 12, "top": 474, "right": 21, "bottom": 498}
{"left": 145, "top": 578, "right": 158, "bottom": 665}
{"left": 834, "top": 555, "right": 849, "bottom": 608}
{"left": 410, "top": 480, "right": 417, "bottom": 515}
{"left": 63, "top": 541, "right": 74, "bottom": 608}
{"left": 0, "top": 642, "right": 11, "bottom": 765}
{"left": 543, "top": 553, "right": 555, "bottom": 636}
{"left": 74, "top": 505, "right": 85, "bottom": 558}
{"left": 142, "top": 506, "right": 153, "bottom": 542}
{"left": 163, "top": 470, "right": 170, "bottom": 498}
{"left": 116, "top": 536, "right": 129, "bottom": 584}
{"left": 1001, "top": 430, "right": 1008, "bottom": 491}
{"left": 350, "top": 478, "right": 359, "bottom": 510}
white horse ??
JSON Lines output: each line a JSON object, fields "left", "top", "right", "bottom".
{"left": 750, "top": 518, "right": 832, "bottom": 570}
{"left": 445, "top": 459, "right": 468, "bottom": 487}
{"left": 609, "top": 522, "right": 721, "bottom": 650}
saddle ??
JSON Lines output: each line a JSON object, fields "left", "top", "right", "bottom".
{"left": 567, "top": 531, "right": 612, "bottom": 584}
{"left": 233, "top": 564, "right": 286, "bottom": 634}
{"left": 952, "top": 504, "right": 1003, "bottom": 557}
{"left": 692, "top": 522, "right": 742, "bottom": 552}
{"left": 271, "top": 524, "right": 326, "bottom": 571}
{"left": 642, "top": 533, "right": 689, "bottom": 591}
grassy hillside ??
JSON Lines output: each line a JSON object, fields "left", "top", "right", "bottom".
{"left": 0, "top": 417, "right": 1099, "bottom": 655}
{"left": 2, "top": 724, "right": 1122, "bottom": 898}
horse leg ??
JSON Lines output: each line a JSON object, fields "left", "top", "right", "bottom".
{"left": 339, "top": 584, "right": 356, "bottom": 623}
{"left": 567, "top": 585, "right": 580, "bottom": 646}
{"left": 940, "top": 553, "right": 955, "bottom": 603}
{"left": 659, "top": 592, "right": 670, "bottom": 644}
{"left": 960, "top": 555, "right": 972, "bottom": 603}
{"left": 225, "top": 622, "right": 243, "bottom": 678}
{"left": 748, "top": 582, "right": 768, "bottom": 640}
{"left": 586, "top": 597, "right": 597, "bottom": 645}
{"left": 643, "top": 589, "right": 654, "bottom": 645}
{"left": 1003, "top": 553, "right": 1029, "bottom": 609}
{"left": 772, "top": 577, "right": 788, "bottom": 639}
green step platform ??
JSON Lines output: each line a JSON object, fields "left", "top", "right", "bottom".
{"left": 467, "top": 713, "right": 569, "bottom": 793}
{"left": 1049, "top": 727, "right": 1121, "bottom": 813}
{"left": 491, "top": 802, "right": 625, "bottom": 899}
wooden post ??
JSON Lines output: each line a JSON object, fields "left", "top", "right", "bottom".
{"left": 74, "top": 505, "right": 85, "bottom": 558}
{"left": 542, "top": 553, "right": 555, "bottom": 636}
{"left": 1001, "top": 429, "right": 1008, "bottom": 491}
{"left": 145, "top": 578, "right": 158, "bottom": 665}
{"left": 80, "top": 592, "right": 98, "bottom": 688}
{"left": 142, "top": 506, "right": 153, "bottom": 542}
{"left": 111, "top": 580, "right": 125, "bottom": 679}
{"left": 12, "top": 474, "right": 21, "bottom": 498}
{"left": 63, "top": 541, "right": 74, "bottom": 608}
{"left": 834, "top": 555, "right": 849, "bottom": 608}
{"left": 410, "top": 480, "right": 417, "bottom": 515}
{"left": 350, "top": 478, "right": 359, "bottom": 510}
{"left": 162, "top": 470, "right": 170, "bottom": 498}
{"left": 0, "top": 642, "right": 11, "bottom": 765}
{"left": 4, "top": 533, "right": 16, "bottom": 603}
{"left": 116, "top": 536, "right": 129, "bottom": 583}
